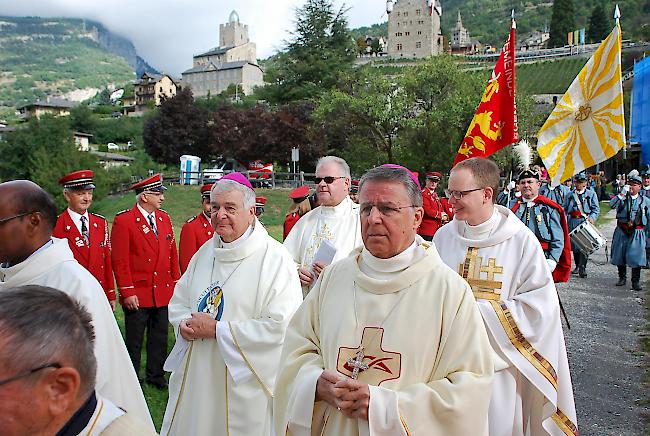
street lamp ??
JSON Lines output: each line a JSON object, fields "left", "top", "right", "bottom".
{"left": 234, "top": 83, "right": 243, "bottom": 102}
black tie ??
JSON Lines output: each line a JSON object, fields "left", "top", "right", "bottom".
{"left": 80, "top": 216, "right": 89, "bottom": 246}
{"left": 148, "top": 214, "right": 158, "bottom": 237}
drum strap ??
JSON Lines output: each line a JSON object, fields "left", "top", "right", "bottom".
{"left": 572, "top": 192, "right": 588, "bottom": 220}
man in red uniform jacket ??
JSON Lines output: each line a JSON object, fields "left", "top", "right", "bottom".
{"left": 418, "top": 171, "right": 451, "bottom": 241}
{"left": 111, "top": 173, "right": 180, "bottom": 389}
{"left": 52, "top": 170, "right": 116, "bottom": 309}
{"left": 179, "top": 184, "right": 213, "bottom": 273}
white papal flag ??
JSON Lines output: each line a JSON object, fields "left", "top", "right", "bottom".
{"left": 537, "top": 21, "right": 625, "bottom": 187}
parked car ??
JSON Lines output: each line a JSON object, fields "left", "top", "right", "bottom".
{"left": 107, "top": 142, "right": 119, "bottom": 151}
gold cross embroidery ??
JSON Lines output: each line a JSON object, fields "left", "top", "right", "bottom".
{"left": 304, "top": 223, "right": 334, "bottom": 266}
{"left": 459, "top": 247, "right": 503, "bottom": 301}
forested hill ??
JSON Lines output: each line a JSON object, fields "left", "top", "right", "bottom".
{"left": 0, "top": 16, "right": 158, "bottom": 111}
{"left": 351, "top": 0, "right": 649, "bottom": 46}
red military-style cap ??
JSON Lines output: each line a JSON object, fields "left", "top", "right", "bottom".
{"left": 288, "top": 185, "right": 310, "bottom": 201}
{"left": 58, "top": 170, "right": 96, "bottom": 190}
{"left": 255, "top": 196, "right": 267, "bottom": 206}
{"left": 425, "top": 171, "right": 442, "bottom": 180}
{"left": 350, "top": 180, "right": 360, "bottom": 194}
{"left": 129, "top": 173, "right": 166, "bottom": 194}
{"left": 200, "top": 184, "right": 213, "bottom": 198}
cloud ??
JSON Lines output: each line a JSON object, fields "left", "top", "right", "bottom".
{"left": 0, "top": 0, "right": 387, "bottom": 76}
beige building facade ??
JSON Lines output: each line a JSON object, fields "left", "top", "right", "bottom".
{"left": 386, "top": 0, "right": 444, "bottom": 58}
{"left": 134, "top": 73, "right": 178, "bottom": 108}
{"left": 182, "top": 10, "right": 264, "bottom": 97}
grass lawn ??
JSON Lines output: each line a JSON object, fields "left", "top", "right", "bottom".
{"left": 92, "top": 185, "right": 294, "bottom": 430}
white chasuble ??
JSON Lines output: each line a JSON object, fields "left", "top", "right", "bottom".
{"left": 273, "top": 244, "right": 494, "bottom": 436}
{"left": 434, "top": 206, "right": 578, "bottom": 436}
{"left": 161, "top": 220, "right": 303, "bottom": 436}
{"left": 0, "top": 238, "right": 153, "bottom": 429}
{"left": 283, "top": 196, "right": 362, "bottom": 270}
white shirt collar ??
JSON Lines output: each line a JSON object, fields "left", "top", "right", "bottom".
{"left": 359, "top": 238, "right": 426, "bottom": 280}
{"left": 137, "top": 203, "right": 155, "bottom": 221}
{"left": 320, "top": 196, "right": 352, "bottom": 217}
{"left": 524, "top": 195, "right": 538, "bottom": 205}
{"left": 462, "top": 208, "right": 500, "bottom": 240}
{"left": 576, "top": 189, "right": 586, "bottom": 195}
{"left": 220, "top": 224, "right": 254, "bottom": 249}
{"left": 67, "top": 208, "right": 89, "bottom": 222}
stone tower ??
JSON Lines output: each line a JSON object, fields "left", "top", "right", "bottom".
{"left": 219, "top": 10, "right": 249, "bottom": 47}
{"left": 451, "top": 10, "right": 471, "bottom": 47}
{"left": 386, "top": 0, "right": 443, "bottom": 58}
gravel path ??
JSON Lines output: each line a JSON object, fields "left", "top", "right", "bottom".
{"left": 559, "top": 208, "right": 648, "bottom": 435}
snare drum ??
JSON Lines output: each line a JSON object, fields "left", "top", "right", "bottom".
{"left": 569, "top": 221, "right": 607, "bottom": 255}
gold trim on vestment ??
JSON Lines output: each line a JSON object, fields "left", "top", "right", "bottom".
{"left": 552, "top": 408, "right": 578, "bottom": 436}
{"left": 400, "top": 415, "right": 412, "bottom": 436}
{"left": 167, "top": 341, "right": 194, "bottom": 434}
{"left": 85, "top": 398, "right": 104, "bottom": 435}
{"left": 473, "top": 290, "right": 501, "bottom": 301}
{"left": 489, "top": 300, "right": 558, "bottom": 389}
{"left": 228, "top": 322, "right": 273, "bottom": 397}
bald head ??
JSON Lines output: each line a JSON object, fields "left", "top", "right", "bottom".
{"left": 0, "top": 180, "right": 58, "bottom": 265}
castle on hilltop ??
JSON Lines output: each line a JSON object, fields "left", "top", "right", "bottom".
{"left": 386, "top": 0, "right": 444, "bottom": 58}
{"left": 182, "top": 11, "right": 264, "bottom": 97}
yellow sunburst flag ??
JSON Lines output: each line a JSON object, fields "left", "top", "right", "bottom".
{"left": 537, "top": 23, "right": 625, "bottom": 187}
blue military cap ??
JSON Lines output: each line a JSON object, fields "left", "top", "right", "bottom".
{"left": 629, "top": 174, "right": 643, "bottom": 185}
{"left": 639, "top": 166, "right": 650, "bottom": 177}
{"left": 573, "top": 172, "right": 588, "bottom": 182}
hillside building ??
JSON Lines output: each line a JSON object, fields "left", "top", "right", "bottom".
{"left": 182, "top": 11, "right": 264, "bottom": 97}
{"left": 450, "top": 11, "right": 480, "bottom": 54}
{"left": 17, "top": 97, "right": 75, "bottom": 119}
{"left": 134, "top": 72, "right": 178, "bottom": 109}
{"left": 386, "top": 0, "right": 444, "bottom": 58}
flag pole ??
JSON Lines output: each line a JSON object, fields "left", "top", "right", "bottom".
{"left": 614, "top": 4, "right": 621, "bottom": 25}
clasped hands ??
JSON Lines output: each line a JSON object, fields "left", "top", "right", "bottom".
{"left": 179, "top": 312, "right": 217, "bottom": 341}
{"left": 315, "top": 370, "right": 370, "bottom": 420}
{"left": 298, "top": 261, "right": 326, "bottom": 286}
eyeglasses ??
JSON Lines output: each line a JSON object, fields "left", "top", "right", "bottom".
{"left": 444, "top": 187, "right": 484, "bottom": 200}
{"left": 360, "top": 203, "right": 416, "bottom": 217}
{"left": 0, "top": 211, "right": 34, "bottom": 225}
{"left": 314, "top": 176, "right": 345, "bottom": 184}
{"left": 0, "top": 363, "right": 61, "bottom": 387}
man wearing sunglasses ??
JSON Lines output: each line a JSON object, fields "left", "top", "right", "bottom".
{"left": 434, "top": 158, "right": 577, "bottom": 436}
{"left": 283, "top": 156, "right": 362, "bottom": 291}
{"left": 0, "top": 285, "right": 157, "bottom": 436}
{"left": 0, "top": 180, "right": 153, "bottom": 429}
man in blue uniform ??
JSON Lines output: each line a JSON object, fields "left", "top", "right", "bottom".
{"left": 512, "top": 169, "right": 572, "bottom": 282}
{"left": 610, "top": 173, "right": 650, "bottom": 290}
{"left": 496, "top": 179, "right": 519, "bottom": 208}
{"left": 564, "top": 172, "right": 600, "bottom": 278}
{"left": 540, "top": 177, "right": 572, "bottom": 207}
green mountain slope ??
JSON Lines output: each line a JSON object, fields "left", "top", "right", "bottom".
{"left": 0, "top": 16, "right": 135, "bottom": 110}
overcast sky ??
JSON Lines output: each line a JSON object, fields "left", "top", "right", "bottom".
{"left": 0, "top": 0, "right": 388, "bottom": 75}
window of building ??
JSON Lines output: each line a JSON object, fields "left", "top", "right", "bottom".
{"left": 397, "top": 43, "right": 403, "bottom": 51}
{"left": 403, "top": 11, "right": 408, "bottom": 16}
{"left": 416, "top": 41, "right": 422, "bottom": 48}
{"left": 418, "top": 31, "right": 422, "bottom": 35}
{"left": 405, "top": 32, "right": 410, "bottom": 36}
{"left": 397, "top": 12, "right": 400, "bottom": 16}
{"left": 416, "top": 9, "right": 421, "bottom": 15}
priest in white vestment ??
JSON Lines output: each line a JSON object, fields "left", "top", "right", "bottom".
{"left": 274, "top": 165, "right": 494, "bottom": 436}
{"left": 434, "top": 158, "right": 578, "bottom": 436}
{"left": 0, "top": 180, "right": 153, "bottom": 429}
{"left": 161, "top": 173, "right": 303, "bottom": 436}
{"left": 283, "top": 156, "right": 362, "bottom": 289}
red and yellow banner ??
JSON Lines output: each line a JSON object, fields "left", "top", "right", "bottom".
{"left": 454, "top": 21, "right": 518, "bottom": 166}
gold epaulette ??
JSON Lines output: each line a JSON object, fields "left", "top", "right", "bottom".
{"left": 115, "top": 209, "right": 129, "bottom": 216}
{"left": 186, "top": 215, "right": 198, "bottom": 223}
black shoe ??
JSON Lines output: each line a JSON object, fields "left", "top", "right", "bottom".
{"left": 571, "top": 268, "right": 579, "bottom": 275}
{"left": 146, "top": 379, "right": 168, "bottom": 390}
{"left": 632, "top": 281, "right": 643, "bottom": 291}
{"left": 616, "top": 277, "right": 626, "bottom": 286}
{"left": 579, "top": 267, "right": 587, "bottom": 278}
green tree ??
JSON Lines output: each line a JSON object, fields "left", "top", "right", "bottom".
{"left": 587, "top": 4, "right": 610, "bottom": 43}
{"left": 258, "top": 0, "right": 356, "bottom": 104}
{"left": 69, "top": 104, "right": 97, "bottom": 133}
{"left": 549, "top": 0, "right": 576, "bottom": 48}
{"left": 0, "top": 115, "right": 107, "bottom": 209}
{"left": 356, "top": 36, "right": 367, "bottom": 55}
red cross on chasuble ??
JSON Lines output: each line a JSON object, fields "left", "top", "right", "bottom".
{"left": 336, "top": 327, "right": 402, "bottom": 385}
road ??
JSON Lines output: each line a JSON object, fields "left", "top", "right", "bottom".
{"left": 559, "top": 208, "right": 648, "bottom": 435}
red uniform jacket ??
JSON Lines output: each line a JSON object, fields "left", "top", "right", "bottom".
{"left": 179, "top": 212, "right": 213, "bottom": 273}
{"left": 110, "top": 207, "right": 180, "bottom": 308}
{"left": 418, "top": 188, "right": 452, "bottom": 237}
{"left": 52, "top": 210, "right": 115, "bottom": 302}
{"left": 283, "top": 212, "right": 301, "bottom": 241}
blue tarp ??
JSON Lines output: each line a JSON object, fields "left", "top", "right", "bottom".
{"left": 632, "top": 56, "right": 650, "bottom": 164}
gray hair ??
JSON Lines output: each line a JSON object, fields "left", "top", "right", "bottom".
{"left": 211, "top": 179, "right": 255, "bottom": 209}
{"left": 0, "top": 285, "right": 97, "bottom": 396}
{"left": 316, "top": 156, "right": 351, "bottom": 179}
{"left": 359, "top": 166, "right": 423, "bottom": 207}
